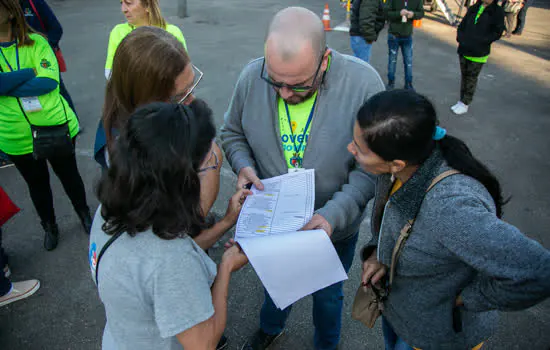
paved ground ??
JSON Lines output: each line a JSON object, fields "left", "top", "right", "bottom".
{"left": 1, "top": 0, "right": 549, "bottom": 349}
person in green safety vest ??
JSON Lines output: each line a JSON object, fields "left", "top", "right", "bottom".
{"left": 0, "top": 0, "right": 92, "bottom": 250}
{"left": 105, "top": 0, "right": 188, "bottom": 80}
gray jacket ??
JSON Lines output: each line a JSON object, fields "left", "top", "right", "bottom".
{"left": 364, "top": 150, "right": 550, "bottom": 349}
{"left": 220, "top": 50, "right": 385, "bottom": 242}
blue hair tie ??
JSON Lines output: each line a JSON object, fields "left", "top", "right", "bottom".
{"left": 433, "top": 126, "right": 447, "bottom": 141}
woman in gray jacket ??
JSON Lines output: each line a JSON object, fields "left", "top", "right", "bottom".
{"left": 347, "top": 89, "right": 550, "bottom": 349}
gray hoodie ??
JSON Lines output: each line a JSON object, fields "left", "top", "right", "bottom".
{"left": 220, "top": 50, "right": 385, "bottom": 242}
{"left": 364, "top": 150, "right": 550, "bottom": 349}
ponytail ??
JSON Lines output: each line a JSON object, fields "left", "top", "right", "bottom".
{"left": 356, "top": 90, "right": 507, "bottom": 218}
{"left": 143, "top": 0, "right": 167, "bottom": 28}
{"left": 438, "top": 135, "right": 507, "bottom": 218}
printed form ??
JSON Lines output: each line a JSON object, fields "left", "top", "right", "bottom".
{"left": 235, "top": 169, "right": 348, "bottom": 309}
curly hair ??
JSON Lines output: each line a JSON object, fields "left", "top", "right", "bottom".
{"left": 97, "top": 100, "right": 216, "bottom": 239}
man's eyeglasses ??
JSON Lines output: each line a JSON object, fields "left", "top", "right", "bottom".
{"left": 198, "top": 149, "right": 219, "bottom": 173}
{"left": 172, "top": 64, "right": 204, "bottom": 104}
{"left": 260, "top": 48, "right": 327, "bottom": 93}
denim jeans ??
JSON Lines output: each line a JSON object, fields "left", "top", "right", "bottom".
{"left": 382, "top": 317, "right": 415, "bottom": 350}
{"left": 0, "top": 228, "right": 11, "bottom": 297}
{"left": 350, "top": 36, "right": 373, "bottom": 64}
{"left": 260, "top": 232, "right": 359, "bottom": 350}
{"left": 387, "top": 34, "right": 413, "bottom": 85}
{"left": 514, "top": 1, "right": 530, "bottom": 34}
{"left": 0, "top": 150, "right": 9, "bottom": 161}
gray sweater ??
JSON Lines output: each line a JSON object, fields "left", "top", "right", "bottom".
{"left": 220, "top": 51, "right": 385, "bottom": 242}
{"left": 364, "top": 150, "right": 550, "bottom": 349}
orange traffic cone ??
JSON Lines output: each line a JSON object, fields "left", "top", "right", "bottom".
{"left": 322, "top": 3, "right": 332, "bottom": 31}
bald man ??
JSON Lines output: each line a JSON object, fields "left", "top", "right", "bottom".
{"left": 221, "top": 7, "right": 384, "bottom": 350}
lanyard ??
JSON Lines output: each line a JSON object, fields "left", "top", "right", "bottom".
{"left": 284, "top": 97, "right": 317, "bottom": 167}
{"left": 0, "top": 41, "right": 20, "bottom": 72}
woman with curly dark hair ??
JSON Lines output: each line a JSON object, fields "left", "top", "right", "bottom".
{"left": 89, "top": 101, "right": 250, "bottom": 350}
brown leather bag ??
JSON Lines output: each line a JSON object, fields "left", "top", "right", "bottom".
{"left": 352, "top": 170, "right": 460, "bottom": 328}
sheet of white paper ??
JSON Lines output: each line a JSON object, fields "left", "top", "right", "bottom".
{"left": 238, "top": 229, "right": 348, "bottom": 309}
{"left": 235, "top": 169, "right": 315, "bottom": 238}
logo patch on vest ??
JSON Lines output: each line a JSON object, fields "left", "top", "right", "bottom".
{"left": 40, "top": 58, "right": 52, "bottom": 70}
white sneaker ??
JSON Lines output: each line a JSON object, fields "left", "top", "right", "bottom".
{"left": 451, "top": 101, "right": 469, "bottom": 115}
{"left": 0, "top": 279, "right": 40, "bottom": 307}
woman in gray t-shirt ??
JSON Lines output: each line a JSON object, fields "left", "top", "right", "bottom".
{"left": 89, "top": 101, "right": 251, "bottom": 350}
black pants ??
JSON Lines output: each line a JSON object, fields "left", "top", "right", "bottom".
{"left": 459, "top": 55, "right": 485, "bottom": 105}
{"left": 8, "top": 150, "right": 88, "bottom": 225}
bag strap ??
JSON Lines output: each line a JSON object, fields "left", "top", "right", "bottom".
{"left": 28, "top": 0, "right": 47, "bottom": 33}
{"left": 388, "top": 169, "right": 460, "bottom": 286}
{"left": 95, "top": 231, "right": 124, "bottom": 286}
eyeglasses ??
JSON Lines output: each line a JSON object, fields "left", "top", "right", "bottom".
{"left": 260, "top": 48, "right": 327, "bottom": 93}
{"left": 172, "top": 64, "right": 204, "bottom": 104}
{"left": 198, "top": 149, "right": 219, "bottom": 173}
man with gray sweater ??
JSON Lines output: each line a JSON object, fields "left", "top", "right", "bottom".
{"left": 220, "top": 7, "right": 384, "bottom": 350}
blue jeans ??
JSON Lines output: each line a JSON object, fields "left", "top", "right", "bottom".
{"left": 387, "top": 34, "right": 413, "bottom": 85}
{"left": 260, "top": 233, "right": 359, "bottom": 350}
{"left": 382, "top": 317, "right": 414, "bottom": 350}
{"left": 0, "top": 228, "right": 11, "bottom": 297}
{"left": 350, "top": 36, "right": 373, "bottom": 64}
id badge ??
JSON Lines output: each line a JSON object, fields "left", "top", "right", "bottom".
{"left": 21, "top": 97, "right": 43, "bottom": 113}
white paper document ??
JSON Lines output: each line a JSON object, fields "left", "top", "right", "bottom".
{"left": 235, "top": 170, "right": 348, "bottom": 309}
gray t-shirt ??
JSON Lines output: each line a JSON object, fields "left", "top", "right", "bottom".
{"left": 89, "top": 207, "right": 217, "bottom": 350}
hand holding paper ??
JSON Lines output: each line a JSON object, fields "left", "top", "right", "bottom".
{"left": 301, "top": 214, "right": 333, "bottom": 237}
{"left": 234, "top": 170, "right": 347, "bottom": 309}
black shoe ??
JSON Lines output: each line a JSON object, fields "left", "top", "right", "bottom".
{"left": 77, "top": 208, "right": 92, "bottom": 234}
{"left": 404, "top": 82, "right": 415, "bottom": 91}
{"left": 42, "top": 221, "right": 59, "bottom": 251}
{"left": 217, "top": 335, "right": 228, "bottom": 350}
{"left": 240, "top": 329, "right": 284, "bottom": 350}
{"left": 386, "top": 80, "right": 395, "bottom": 90}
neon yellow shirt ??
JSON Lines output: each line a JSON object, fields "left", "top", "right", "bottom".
{"left": 105, "top": 23, "right": 188, "bottom": 71}
{"left": 464, "top": 6, "right": 489, "bottom": 63}
{"left": 278, "top": 91, "right": 318, "bottom": 168}
{"left": 0, "top": 34, "right": 79, "bottom": 155}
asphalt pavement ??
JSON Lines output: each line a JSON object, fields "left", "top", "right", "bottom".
{"left": 0, "top": 0, "right": 549, "bottom": 349}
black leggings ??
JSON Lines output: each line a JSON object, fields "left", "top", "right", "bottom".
{"left": 8, "top": 150, "right": 88, "bottom": 224}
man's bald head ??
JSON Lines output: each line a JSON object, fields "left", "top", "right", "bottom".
{"left": 266, "top": 7, "right": 326, "bottom": 62}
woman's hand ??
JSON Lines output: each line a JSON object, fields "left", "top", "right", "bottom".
{"left": 223, "top": 188, "right": 252, "bottom": 225}
{"left": 361, "top": 249, "right": 387, "bottom": 290}
{"left": 221, "top": 240, "right": 249, "bottom": 272}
